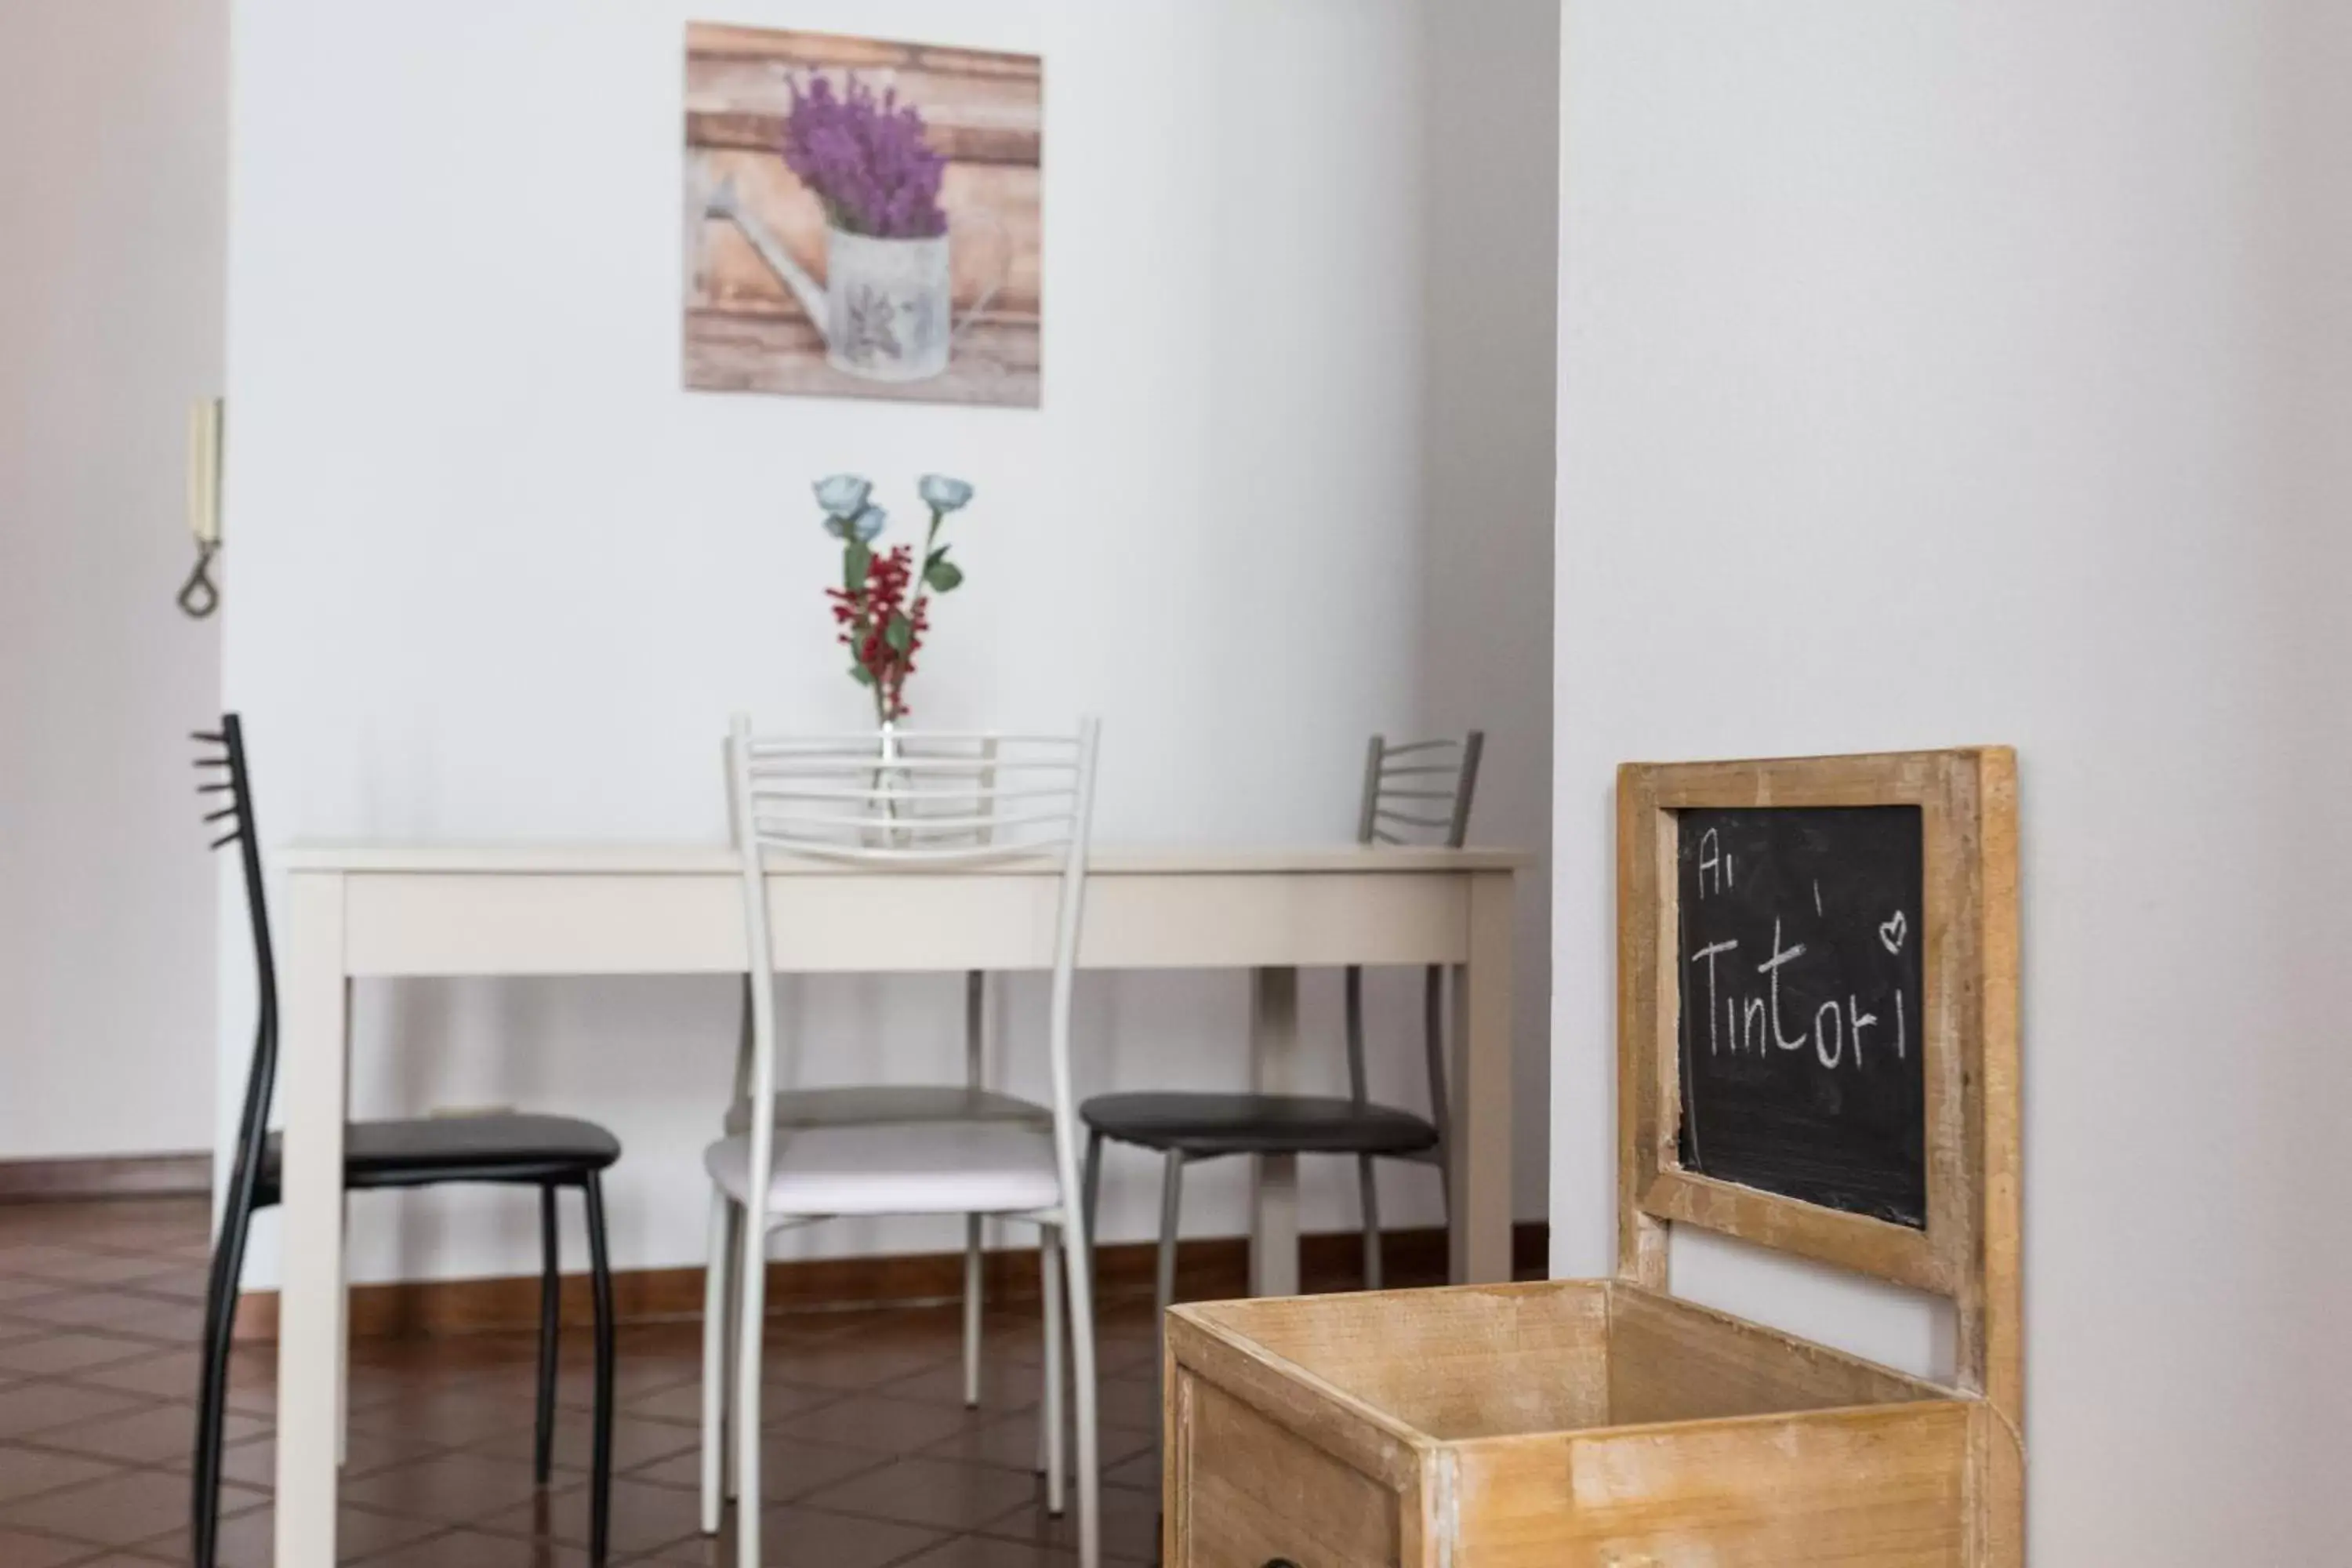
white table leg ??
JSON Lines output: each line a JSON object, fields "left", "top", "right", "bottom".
{"left": 1247, "top": 967, "right": 1301, "bottom": 1297}
{"left": 277, "top": 872, "right": 349, "bottom": 1565}
{"left": 1451, "top": 870, "right": 1515, "bottom": 1283}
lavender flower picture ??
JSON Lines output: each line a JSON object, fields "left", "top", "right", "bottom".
{"left": 684, "top": 26, "right": 1041, "bottom": 407}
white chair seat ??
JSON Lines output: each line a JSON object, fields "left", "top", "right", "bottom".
{"left": 702, "top": 1119, "right": 1063, "bottom": 1218}
{"left": 723, "top": 1083, "right": 1051, "bottom": 1137}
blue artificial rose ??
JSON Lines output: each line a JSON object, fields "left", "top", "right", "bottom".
{"left": 823, "top": 503, "right": 888, "bottom": 543}
{"left": 917, "top": 474, "right": 975, "bottom": 513}
{"left": 814, "top": 474, "right": 873, "bottom": 521}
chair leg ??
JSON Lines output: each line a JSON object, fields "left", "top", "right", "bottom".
{"left": 1425, "top": 963, "right": 1454, "bottom": 1224}
{"left": 964, "top": 1213, "right": 985, "bottom": 1409}
{"left": 1152, "top": 1149, "right": 1185, "bottom": 1458}
{"left": 722, "top": 1200, "right": 741, "bottom": 1505}
{"left": 583, "top": 1174, "right": 617, "bottom": 1567}
{"left": 1356, "top": 1154, "right": 1385, "bottom": 1291}
{"left": 535, "top": 1183, "right": 561, "bottom": 1485}
{"left": 1081, "top": 1130, "right": 1103, "bottom": 1243}
{"left": 191, "top": 1200, "right": 254, "bottom": 1568}
{"left": 733, "top": 1203, "right": 769, "bottom": 1568}
{"left": 1040, "top": 1223, "right": 1065, "bottom": 1514}
{"left": 336, "top": 1192, "right": 350, "bottom": 1469}
{"left": 699, "top": 1187, "right": 731, "bottom": 1534}
{"left": 1066, "top": 1208, "right": 1103, "bottom": 1568}
{"left": 1153, "top": 1150, "right": 1184, "bottom": 1334}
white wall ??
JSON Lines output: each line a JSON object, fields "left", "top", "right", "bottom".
{"left": 1418, "top": 0, "right": 1559, "bottom": 1239}
{"left": 0, "top": 1, "right": 227, "bottom": 1160}
{"left": 223, "top": 0, "right": 1556, "bottom": 1287}
{"left": 1554, "top": 1, "right": 2348, "bottom": 1559}
{"left": 2276, "top": 4, "right": 2352, "bottom": 1543}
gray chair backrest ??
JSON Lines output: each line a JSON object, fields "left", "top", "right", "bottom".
{"left": 1356, "top": 732, "right": 1484, "bottom": 848}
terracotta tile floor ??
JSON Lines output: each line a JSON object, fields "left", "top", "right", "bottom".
{"left": 0, "top": 1197, "right": 1174, "bottom": 1566}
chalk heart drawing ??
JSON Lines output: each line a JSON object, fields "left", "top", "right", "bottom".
{"left": 1878, "top": 910, "right": 1908, "bottom": 956}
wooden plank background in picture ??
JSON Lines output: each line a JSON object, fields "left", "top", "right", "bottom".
{"left": 1165, "top": 746, "right": 2022, "bottom": 1568}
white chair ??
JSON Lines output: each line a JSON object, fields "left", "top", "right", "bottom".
{"left": 698, "top": 719, "right": 1105, "bottom": 1568}
{"left": 715, "top": 731, "right": 1024, "bottom": 1414}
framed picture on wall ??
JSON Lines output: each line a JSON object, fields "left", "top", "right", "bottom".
{"left": 683, "top": 24, "right": 1042, "bottom": 408}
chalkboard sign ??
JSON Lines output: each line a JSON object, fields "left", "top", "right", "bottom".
{"left": 1614, "top": 750, "right": 2022, "bottom": 1554}
{"left": 1674, "top": 806, "right": 1926, "bottom": 1228}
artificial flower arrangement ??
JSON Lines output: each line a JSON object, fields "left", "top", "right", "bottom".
{"left": 812, "top": 473, "right": 975, "bottom": 725}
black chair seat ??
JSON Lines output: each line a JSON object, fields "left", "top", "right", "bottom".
{"left": 258, "top": 1114, "right": 622, "bottom": 1200}
{"left": 1080, "top": 1092, "right": 1439, "bottom": 1158}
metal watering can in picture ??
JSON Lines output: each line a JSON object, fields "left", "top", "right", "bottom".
{"left": 706, "top": 177, "right": 1004, "bottom": 384}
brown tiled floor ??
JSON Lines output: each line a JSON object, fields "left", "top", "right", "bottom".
{"left": 0, "top": 1197, "right": 1172, "bottom": 1566}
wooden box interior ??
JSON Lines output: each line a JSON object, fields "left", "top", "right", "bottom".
{"left": 1184, "top": 1279, "right": 1947, "bottom": 1443}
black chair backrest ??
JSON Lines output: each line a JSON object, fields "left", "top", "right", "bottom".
{"left": 195, "top": 714, "right": 278, "bottom": 1215}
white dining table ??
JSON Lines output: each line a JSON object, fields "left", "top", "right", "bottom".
{"left": 267, "top": 840, "right": 1523, "bottom": 1562}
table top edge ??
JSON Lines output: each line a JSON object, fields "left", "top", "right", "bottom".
{"left": 274, "top": 841, "right": 1536, "bottom": 876}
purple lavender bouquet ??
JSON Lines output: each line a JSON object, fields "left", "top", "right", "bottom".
{"left": 779, "top": 74, "right": 949, "bottom": 240}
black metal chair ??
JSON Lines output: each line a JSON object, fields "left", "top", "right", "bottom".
{"left": 191, "top": 713, "right": 623, "bottom": 1566}
{"left": 1078, "top": 731, "right": 1483, "bottom": 1327}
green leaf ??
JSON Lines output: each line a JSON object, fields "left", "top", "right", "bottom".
{"left": 844, "top": 540, "right": 872, "bottom": 591}
{"left": 924, "top": 557, "right": 964, "bottom": 593}
{"left": 849, "top": 663, "right": 877, "bottom": 686}
{"left": 884, "top": 614, "right": 914, "bottom": 654}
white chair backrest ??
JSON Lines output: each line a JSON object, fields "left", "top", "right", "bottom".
{"left": 735, "top": 728, "right": 1093, "bottom": 862}
{"left": 1357, "top": 731, "right": 1484, "bottom": 848}
{"left": 722, "top": 718, "right": 1103, "bottom": 1221}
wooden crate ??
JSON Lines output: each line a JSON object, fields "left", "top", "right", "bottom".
{"left": 1167, "top": 749, "right": 2021, "bottom": 1567}
{"left": 1169, "top": 1280, "right": 1994, "bottom": 1568}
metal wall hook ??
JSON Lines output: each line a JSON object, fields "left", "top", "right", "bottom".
{"left": 178, "top": 538, "right": 220, "bottom": 619}
{"left": 181, "top": 397, "right": 223, "bottom": 619}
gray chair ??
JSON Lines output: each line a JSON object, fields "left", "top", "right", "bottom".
{"left": 1077, "top": 731, "right": 1483, "bottom": 1326}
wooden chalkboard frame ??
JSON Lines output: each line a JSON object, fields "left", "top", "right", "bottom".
{"left": 1617, "top": 750, "right": 2020, "bottom": 1486}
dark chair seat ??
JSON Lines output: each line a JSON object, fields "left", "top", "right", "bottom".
{"left": 257, "top": 1114, "right": 622, "bottom": 1200}
{"left": 1080, "top": 1091, "right": 1439, "bottom": 1158}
